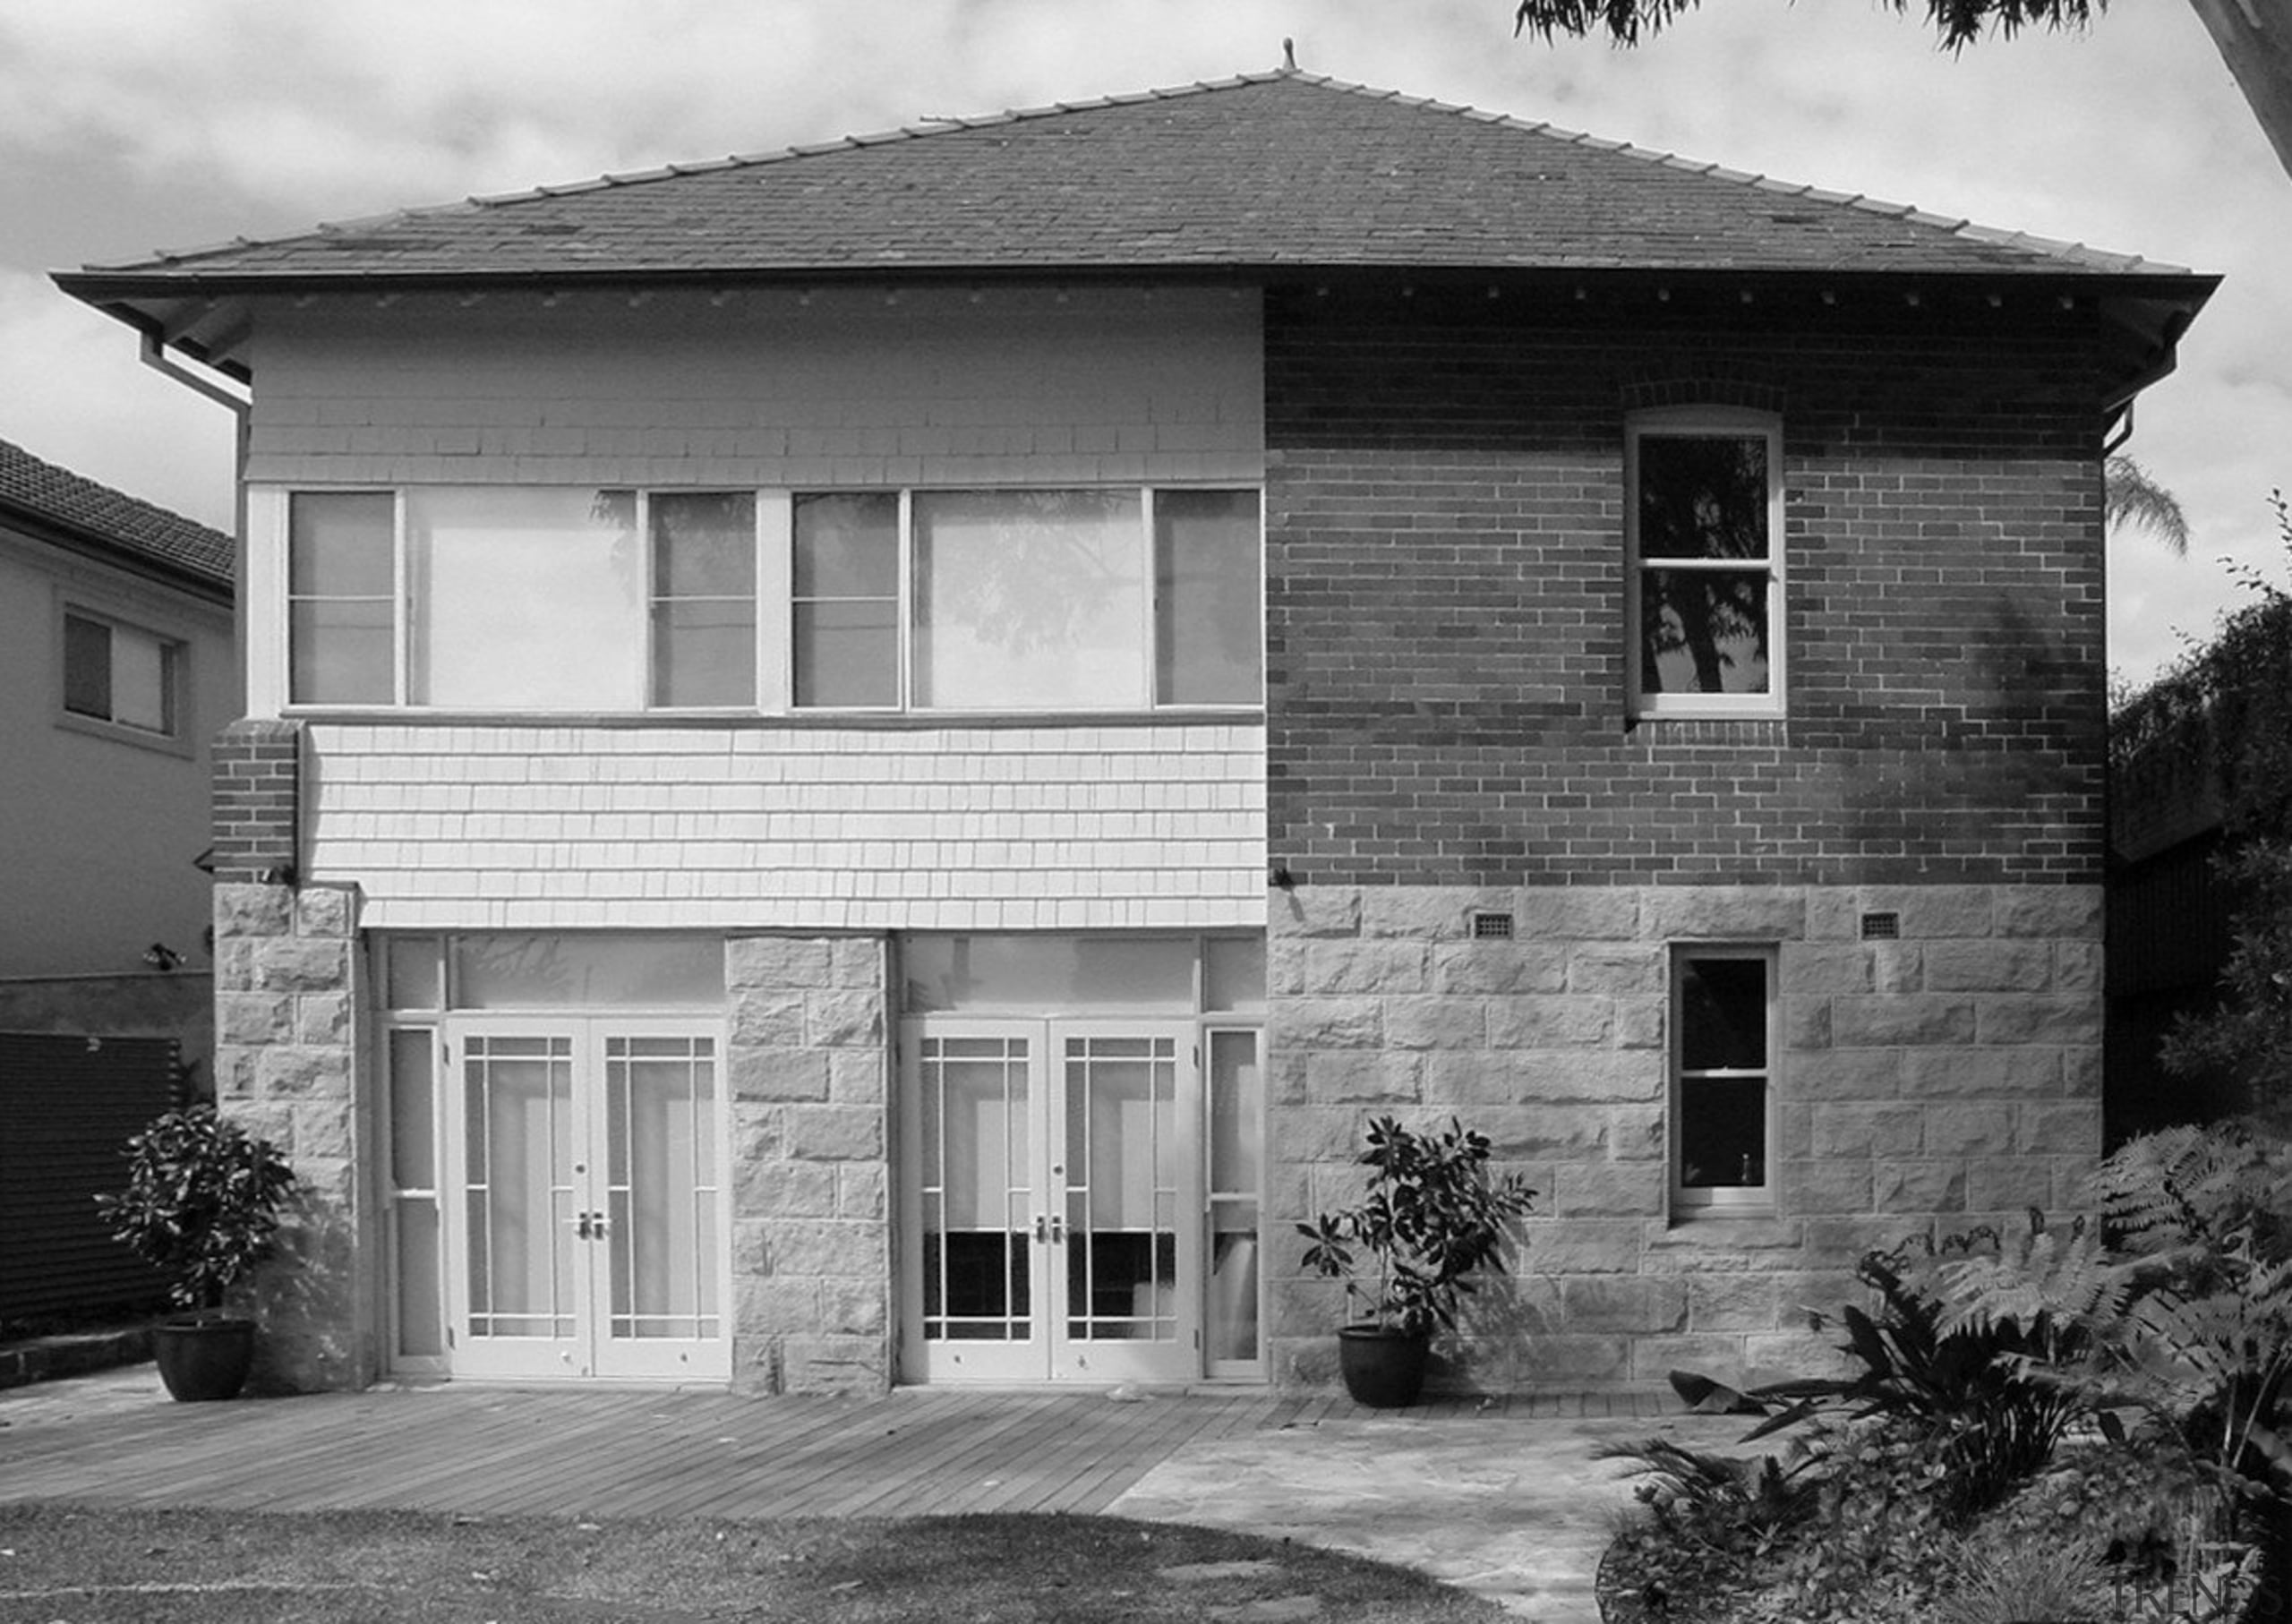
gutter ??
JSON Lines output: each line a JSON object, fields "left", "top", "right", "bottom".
{"left": 2102, "top": 306, "right": 2196, "bottom": 447}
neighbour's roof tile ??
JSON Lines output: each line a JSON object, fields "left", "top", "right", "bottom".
{"left": 0, "top": 438, "right": 233, "bottom": 588}
{"left": 70, "top": 72, "right": 2193, "bottom": 288}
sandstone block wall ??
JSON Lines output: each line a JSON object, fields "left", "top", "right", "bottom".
{"left": 1267, "top": 882, "right": 2102, "bottom": 1393}
{"left": 725, "top": 933, "right": 894, "bottom": 1394}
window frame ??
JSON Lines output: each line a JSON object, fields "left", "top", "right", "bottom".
{"left": 281, "top": 487, "right": 765, "bottom": 714}
{"left": 54, "top": 597, "right": 192, "bottom": 755}
{"left": 792, "top": 483, "right": 1264, "bottom": 717}
{"left": 1625, "top": 406, "right": 1786, "bottom": 721}
{"left": 1668, "top": 944, "right": 1779, "bottom": 1219}
{"left": 273, "top": 483, "right": 1264, "bottom": 719}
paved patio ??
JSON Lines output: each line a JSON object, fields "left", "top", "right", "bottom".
{"left": 0, "top": 1367, "right": 1739, "bottom": 1620}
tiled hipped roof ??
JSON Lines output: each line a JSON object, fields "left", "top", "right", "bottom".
{"left": 0, "top": 438, "right": 234, "bottom": 588}
{"left": 74, "top": 72, "right": 2186, "bottom": 286}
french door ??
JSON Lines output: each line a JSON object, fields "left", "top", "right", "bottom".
{"left": 442, "top": 1017, "right": 730, "bottom": 1382}
{"left": 902, "top": 1019, "right": 1201, "bottom": 1383}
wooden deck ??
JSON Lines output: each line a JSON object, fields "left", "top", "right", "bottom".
{"left": 0, "top": 1380, "right": 1680, "bottom": 1520}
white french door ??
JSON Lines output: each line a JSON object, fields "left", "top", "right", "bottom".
{"left": 443, "top": 1017, "right": 730, "bottom": 1382}
{"left": 902, "top": 1018, "right": 1202, "bottom": 1383}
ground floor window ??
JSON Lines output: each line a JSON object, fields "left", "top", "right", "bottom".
{"left": 1671, "top": 945, "right": 1777, "bottom": 1217}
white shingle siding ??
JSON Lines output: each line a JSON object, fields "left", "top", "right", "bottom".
{"left": 305, "top": 722, "right": 1268, "bottom": 932}
{"left": 244, "top": 286, "right": 1263, "bottom": 490}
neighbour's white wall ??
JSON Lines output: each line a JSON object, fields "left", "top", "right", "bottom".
{"left": 0, "top": 530, "right": 235, "bottom": 976}
{"left": 304, "top": 721, "right": 1265, "bottom": 931}
{"left": 246, "top": 285, "right": 1267, "bottom": 930}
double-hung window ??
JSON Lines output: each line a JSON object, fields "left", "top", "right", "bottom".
{"left": 1627, "top": 408, "right": 1784, "bottom": 718}
{"left": 286, "top": 489, "right": 759, "bottom": 709}
{"left": 791, "top": 485, "right": 1261, "bottom": 712}
{"left": 1671, "top": 946, "right": 1776, "bottom": 1216}
{"left": 60, "top": 607, "right": 184, "bottom": 741}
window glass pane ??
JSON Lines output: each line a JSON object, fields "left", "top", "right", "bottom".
{"left": 395, "top": 1198, "right": 444, "bottom": 1357}
{"left": 1638, "top": 436, "right": 1769, "bottom": 561}
{"left": 1681, "top": 1078, "right": 1766, "bottom": 1188}
{"left": 795, "top": 601, "right": 900, "bottom": 707}
{"left": 385, "top": 936, "right": 444, "bottom": 1010}
{"left": 1205, "top": 936, "right": 1266, "bottom": 1012}
{"left": 291, "top": 600, "right": 396, "bottom": 704}
{"left": 793, "top": 494, "right": 899, "bottom": 596}
{"left": 62, "top": 614, "right": 110, "bottom": 718}
{"left": 653, "top": 601, "right": 755, "bottom": 707}
{"left": 389, "top": 1029, "right": 437, "bottom": 1189}
{"left": 109, "top": 627, "right": 171, "bottom": 732}
{"left": 1641, "top": 570, "right": 1768, "bottom": 697}
{"left": 408, "top": 487, "right": 644, "bottom": 709}
{"left": 290, "top": 492, "right": 396, "bottom": 595}
{"left": 913, "top": 490, "right": 1145, "bottom": 710}
{"left": 451, "top": 933, "right": 725, "bottom": 1009}
{"left": 1681, "top": 957, "right": 1767, "bottom": 1071}
{"left": 652, "top": 493, "right": 756, "bottom": 597}
{"left": 901, "top": 935, "right": 1195, "bottom": 1012}
{"left": 1208, "top": 1030, "right": 1263, "bottom": 1194}
{"left": 1155, "top": 490, "right": 1261, "bottom": 705}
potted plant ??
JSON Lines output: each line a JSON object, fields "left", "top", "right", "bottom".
{"left": 96, "top": 1103, "right": 296, "bottom": 1402}
{"left": 1297, "top": 1115, "right": 1536, "bottom": 1406}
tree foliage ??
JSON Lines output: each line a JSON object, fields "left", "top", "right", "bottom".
{"left": 1511, "top": 0, "right": 2292, "bottom": 184}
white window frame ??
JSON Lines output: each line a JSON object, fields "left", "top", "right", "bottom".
{"left": 275, "top": 488, "right": 765, "bottom": 714}
{"left": 790, "top": 483, "right": 1264, "bottom": 716}
{"left": 1625, "top": 407, "right": 1786, "bottom": 721}
{"left": 1669, "top": 944, "right": 1779, "bottom": 1218}
{"left": 262, "top": 483, "right": 1261, "bottom": 719}
{"left": 54, "top": 596, "right": 192, "bottom": 754}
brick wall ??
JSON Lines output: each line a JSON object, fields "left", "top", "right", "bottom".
{"left": 210, "top": 718, "right": 302, "bottom": 885}
{"left": 1262, "top": 288, "right": 2109, "bottom": 889}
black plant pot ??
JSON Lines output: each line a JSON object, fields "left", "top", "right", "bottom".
{"left": 1337, "top": 1323, "right": 1432, "bottom": 1407}
{"left": 153, "top": 1315, "right": 257, "bottom": 1402}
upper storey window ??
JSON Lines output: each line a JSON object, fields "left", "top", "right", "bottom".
{"left": 792, "top": 487, "right": 1261, "bottom": 712}
{"left": 288, "top": 489, "right": 757, "bottom": 710}
{"left": 1626, "top": 409, "right": 1784, "bottom": 719}
{"left": 61, "top": 606, "right": 184, "bottom": 743}
{"left": 282, "top": 485, "right": 1261, "bottom": 715}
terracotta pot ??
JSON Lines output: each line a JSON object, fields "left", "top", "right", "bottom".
{"left": 153, "top": 1315, "right": 257, "bottom": 1402}
{"left": 1337, "top": 1323, "right": 1431, "bottom": 1407}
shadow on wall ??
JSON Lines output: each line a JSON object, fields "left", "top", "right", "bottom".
{"left": 0, "top": 973, "right": 216, "bottom": 1097}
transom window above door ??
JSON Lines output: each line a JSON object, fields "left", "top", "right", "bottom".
{"left": 277, "top": 484, "right": 1261, "bottom": 714}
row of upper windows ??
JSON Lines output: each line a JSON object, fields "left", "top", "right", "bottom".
{"left": 271, "top": 407, "right": 1782, "bottom": 720}
{"left": 286, "top": 485, "right": 1263, "bottom": 714}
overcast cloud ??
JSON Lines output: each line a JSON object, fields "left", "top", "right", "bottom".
{"left": 1, "top": 0, "right": 2285, "bottom": 683}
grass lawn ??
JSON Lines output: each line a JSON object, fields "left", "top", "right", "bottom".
{"left": 0, "top": 1504, "right": 1508, "bottom": 1622}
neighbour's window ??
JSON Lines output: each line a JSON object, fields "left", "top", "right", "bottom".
{"left": 1627, "top": 409, "right": 1784, "bottom": 719}
{"left": 795, "top": 486, "right": 1261, "bottom": 713}
{"left": 1672, "top": 947, "right": 1776, "bottom": 1216}
{"left": 61, "top": 608, "right": 183, "bottom": 739}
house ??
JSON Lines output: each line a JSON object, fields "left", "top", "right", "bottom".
{"left": 0, "top": 437, "right": 234, "bottom": 999}
{"left": 56, "top": 70, "right": 2214, "bottom": 1397}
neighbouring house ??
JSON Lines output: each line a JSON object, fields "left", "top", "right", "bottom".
{"left": 0, "top": 438, "right": 233, "bottom": 1023}
{"left": 56, "top": 69, "right": 2214, "bottom": 1397}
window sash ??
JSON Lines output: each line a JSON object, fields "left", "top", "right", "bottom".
{"left": 1671, "top": 947, "right": 1777, "bottom": 1214}
{"left": 1626, "top": 413, "right": 1784, "bottom": 719}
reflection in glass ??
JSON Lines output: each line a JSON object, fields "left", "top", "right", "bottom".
{"left": 452, "top": 934, "right": 724, "bottom": 1009}
{"left": 902, "top": 935, "right": 1197, "bottom": 1013}
{"left": 919, "top": 1037, "right": 1032, "bottom": 1342}
{"left": 649, "top": 493, "right": 756, "bottom": 707}
{"left": 1681, "top": 1078, "right": 1766, "bottom": 1188}
{"left": 1636, "top": 432, "right": 1773, "bottom": 698}
{"left": 913, "top": 490, "right": 1145, "bottom": 710}
{"left": 793, "top": 493, "right": 900, "bottom": 706}
{"left": 1681, "top": 958, "right": 1768, "bottom": 1071}
{"left": 1154, "top": 490, "right": 1261, "bottom": 704}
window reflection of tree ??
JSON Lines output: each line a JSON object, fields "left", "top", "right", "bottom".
{"left": 1638, "top": 438, "right": 1770, "bottom": 695}
{"left": 921, "top": 491, "right": 1137, "bottom": 656}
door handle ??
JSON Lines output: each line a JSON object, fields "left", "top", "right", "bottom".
{"left": 573, "top": 1210, "right": 611, "bottom": 1241}
{"left": 1048, "top": 1215, "right": 1065, "bottom": 1244}
{"left": 575, "top": 1211, "right": 593, "bottom": 1240}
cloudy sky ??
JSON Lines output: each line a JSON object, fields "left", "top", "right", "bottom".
{"left": 2, "top": 0, "right": 2285, "bottom": 685}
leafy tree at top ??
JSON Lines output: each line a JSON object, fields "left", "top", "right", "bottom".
{"left": 1511, "top": 0, "right": 2292, "bottom": 184}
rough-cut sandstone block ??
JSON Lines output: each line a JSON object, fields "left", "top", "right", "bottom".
{"left": 1811, "top": 1103, "right": 1926, "bottom": 1159}
{"left": 1432, "top": 942, "right": 1568, "bottom": 995}
{"left": 1874, "top": 1160, "right": 1969, "bottom": 1214}
{"left": 1831, "top": 996, "right": 1978, "bottom": 1048}
{"left": 1563, "top": 1275, "right": 1689, "bottom": 1334}
{"left": 1642, "top": 887, "right": 1808, "bottom": 941}
{"left": 1780, "top": 944, "right": 1875, "bottom": 995}
{"left": 1272, "top": 997, "right": 1382, "bottom": 1050}
{"left": 730, "top": 1048, "right": 831, "bottom": 1103}
{"left": 1517, "top": 889, "right": 1640, "bottom": 941}
{"left": 1790, "top": 1050, "right": 1905, "bottom": 1101}
{"left": 730, "top": 991, "right": 806, "bottom": 1047}
{"left": 294, "top": 886, "right": 358, "bottom": 940}
{"left": 1977, "top": 996, "right": 2100, "bottom": 1047}
{"left": 1273, "top": 886, "right": 1362, "bottom": 938}
{"left": 1300, "top": 938, "right": 1429, "bottom": 996}
{"left": 806, "top": 987, "right": 885, "bottom": 1048}
{"left": 257, "top": 1047, "right": 352, "bottom": 1099}
{"left": 295, "top": 993, "right": 353, "bottom": 1047}
{"left": 1554, "top": 1163, "right": 1665, "bottom": 1219}
{"left": 766, "top": 1221, "right": 887, "bottom": 1281}
{"left": 252, "top": 938, "right": 351, "bottom": 995}
{"left": 1360, "top": 887, "right": 1517, "bottom": 940}
{"left": 1486, "top": 995, "right": 1612, "bottom": 1049}
{"left": 727, "top": 936, "right": 836, "bottom": 990}
{"left": 215, "top": 883, "right": 294, "bottom": 939}
{"left": 1566, "top": 944, "right": 1664, "bottom": 996}
{"left": 1921, "top": 1101, "right": 2018, "bottom": 1158}
{"left": 1381, "top": 996, "right": 1491, "bottom": 1050}
{"left": 1994, "top": 888, "right": 2103, "bottom": 939}
{"left": 1782, "top": 1157, "right": 1877, "bottom": 1214}
{"left": 1304, "top": 1049, "right": 1423, "bottom": 1104}
{"left": 1924, "top": 940, "right": 2054, "bottom": 994}
{"left": 784, "top": 1106, "right": 885, "bottom": 1164}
